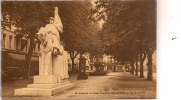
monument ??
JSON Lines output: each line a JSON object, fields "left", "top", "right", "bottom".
{"left": 15, "top": 7, "right": 74, "bottom": 96}
{"left": 77, "top": 56, "right": 88, "bottom": 80}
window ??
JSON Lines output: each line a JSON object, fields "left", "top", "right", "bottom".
{"left": 15, "top": 38, "right": 20, "bottom": 51}
{"left": 107, "top": 57, "right": 109, "bottom": 63}
{"left": 35, "top": 43, "right": 38, "bottom": 53}
{"left": 21, "top": 39, "right": 26, "bottom": 52}
{"left": 2, "top": 34, "right": 6, "bottom": 48}
{"left": 9, "top": 36, "right": 12, "bottom": 49}
{"left": 25, "top": 44, "right": 27, "bottom": 52}
{"left": 110, "top": 57, "right": 112, "bottom": 63}
{"left": 21, "top": 39, "right": 24, "bottom": 50}
{"left": 33, "top": 46, "right": 35, "bottom": 53}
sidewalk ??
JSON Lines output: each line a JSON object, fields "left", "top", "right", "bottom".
{"left": 2, "top": 72, "right": 156, "bottom": 99}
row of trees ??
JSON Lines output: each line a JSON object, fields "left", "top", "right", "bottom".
{"left": 90, "top": 0, "right": 156, "bottom": 80}
{"left": 2, "top": 1, "right": 156, "bottom": 81}
{"left": 2, "top": 1, "right": 100, "bottom": 78}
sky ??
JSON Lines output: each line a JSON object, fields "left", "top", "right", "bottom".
{"left": 91, "top": 0, "right": 104, "bottom": 28}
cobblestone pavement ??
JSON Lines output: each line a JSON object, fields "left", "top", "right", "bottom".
{"left": 2, "top": 72, "right": 156, "bottom": 99}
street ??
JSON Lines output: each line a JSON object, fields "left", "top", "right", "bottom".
{"left": 56, "top": 72, "right": 156, "bottom": 99}
{"left": 2, "top": 72, "right": 156, "bottom": 99}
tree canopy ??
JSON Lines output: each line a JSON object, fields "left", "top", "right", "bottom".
{"left": 90, "top": 0, "right": 156, "bottom": 79}
{"left": 2, "top": 1, "right": 101, "bottom": 74}
{"left": 90, "top": 0, "right": 156, "bottom": 63}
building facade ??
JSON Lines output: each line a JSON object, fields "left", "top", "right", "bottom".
{"left": 1, "top": 27, "right": 39, "bottom": 76}
{"left": 102, "top": 55, "right": 115, "bottom": 63}
{"left": 2, "top": 27, "right": 94, "bottom": 75}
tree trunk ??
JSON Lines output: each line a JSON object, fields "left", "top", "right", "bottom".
{"left": 69, "top": 51, "right": 79, "bottom": 73}
{"left": 136, "top": 57, "right": 138, "bottom": 76}
{"left": 147, "top": 49, "right": 154, "bottom": 81}
{"left": 131, "top": 61, "right": 134, "bottom": 74}
{"left": 140, "top": 59, "right": 144, "bottom": 78}
{"left": 23, "top": 35, "right": 35, "bottom": 79}
{"left": 71, "top": 58, "right": 75, "bottom": 72}
{"left": 140, "top": 51, "right": 146, "bottom": 78}
{"left": 140, "top": 52, "right": 144, "bottom": 78}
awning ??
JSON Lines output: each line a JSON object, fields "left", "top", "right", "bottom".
{"left": 9, "top": 53, "right": 26, "bottom": 60}
{"left": 31, "top": 56, "right": 39, "bottom": 61}
{"left": 8, "top": 53, "right": 39, "bottom": 61}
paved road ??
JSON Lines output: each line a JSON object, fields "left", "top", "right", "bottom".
{"left": 2, "top": 72, "right": 156, "bottom": 99}
{"left": 55, "top": 72, "right": 156, "bottom": 99}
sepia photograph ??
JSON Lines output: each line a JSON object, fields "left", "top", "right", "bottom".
{"left": 1, "top": 0, "right": 157, "bottom": 99}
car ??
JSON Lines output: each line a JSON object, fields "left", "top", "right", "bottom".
{"left": 1, "top": 67, "right": 22, "bottom": 81}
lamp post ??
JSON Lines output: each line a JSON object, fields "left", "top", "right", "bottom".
{"left": 77, "top": 56, "right": 88, "bottom": 80}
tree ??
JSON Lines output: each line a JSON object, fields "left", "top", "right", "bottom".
{"left": 2, "top": 1, "right": 53, "bottom": 78}
{"left": 54, "top": 1, "right": 100, "bottom": 72}
{"left": 90, "top": 0, "right": 156, "bottom": 79}
{"left": 2, "top": 1, "right": 101, "bottom": 75}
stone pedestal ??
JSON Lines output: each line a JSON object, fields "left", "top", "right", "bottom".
{"left": 77, "top": 72, "right": 88, "bottom": 80}
{"left": 14, "top": 75, "right": 74, "bottom": 96}
{"left": 15, "top": 51, "right": 73, "bottom": 96}
{"left": 34, "top": 75, "right": 58, "bottom": 84}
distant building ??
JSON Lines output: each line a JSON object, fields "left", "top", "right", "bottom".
{"left": 102, "top": 54, "right": 114, "bottom": 63}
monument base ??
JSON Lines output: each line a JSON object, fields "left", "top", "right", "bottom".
{"left": 77, "top": 72, "right": 88, "bottom": 80}
{"left": 14, "top": 75, "right": 74, "bottom": 96}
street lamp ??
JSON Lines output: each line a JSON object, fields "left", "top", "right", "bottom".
{"left": 77, "top": 56, "right": 88, "bottom": 80}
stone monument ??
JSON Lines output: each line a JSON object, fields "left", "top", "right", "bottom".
{"left": 15, "top": 7, "right": 74, "bottom": 96}
{"left": 77, "top": 57, "right": 88, "bottom": 80}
